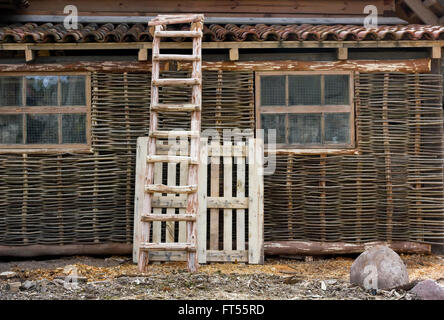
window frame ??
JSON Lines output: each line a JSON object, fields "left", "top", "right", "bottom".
{"left": 255, "top": 71, "right": 355, "bottom": 150}
{"left": 0, "top": 72, "right": 91, "bottom": 152}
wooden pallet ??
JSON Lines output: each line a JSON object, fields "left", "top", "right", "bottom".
{"left": 134, "top": 138, "right": 264, "bottom": 265}
{"left": 136, "top": 14, "right": 204, "bottom": 273}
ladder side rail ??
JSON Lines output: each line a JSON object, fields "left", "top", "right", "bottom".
{"left": 185, "top": 21, "right": 203, "bottom": 272}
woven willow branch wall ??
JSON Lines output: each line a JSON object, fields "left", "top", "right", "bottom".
{"left": 264, "top": 73, "right": 444, "bottom": 244}
{"left": 0, "top": 71, "right": 442, "bottom": 248}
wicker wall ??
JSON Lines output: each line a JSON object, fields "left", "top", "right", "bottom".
{"left": 0, "top": 70, "right": 254, "bottom": 246}
{"left": 264, "top": 73, "right": 444, "bottom": 244}
{"left": 0, "top": 70, "right": 442, "bottom": 248}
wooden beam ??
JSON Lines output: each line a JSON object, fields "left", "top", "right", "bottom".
{"left": 2, "top": 40, "right": 444, "bottom": 51}
{"left": 138, "top": 48, "right": 149, "bottom": 61}
{"left": 337, "top": 47, "right": 348, "bottom": 60}
{"left": 431, "top": 45, "right": 442, "bottom": 58}
{"left": 229, "top": 48, "right": 239, "bottom": 61}
{"left": 0, "top": 59, "right": 432, "bottom": 74}
{"left": 25, "top": 47, "right": 34, "bottom": 62}
{"left": 403, "top": 0, "right": 439, "bottom": 24}
{"left": 180, "top": 58, "right": 432, "bottom": 73}
{"left": 0, "top": 243, "right": 132, "bottom": 257}
{"left": 264, "top": 241, "right": 432, "bottom": 255}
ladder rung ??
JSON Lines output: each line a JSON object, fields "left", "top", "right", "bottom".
{"left": 149, "top": 130, "right": 200, "bottom": 139}
{"left": 147, "top": 155, "right": 198, "bottom": 164}
{"left": 145, "top": 184, "right": 198, "bottom": 194}
{"left": 153, "top": 54, "right": 200, "bottom": 61}
{"left": 154, "top": 31, "right": 202, "bottom": 38}
{"left": 139, "top": 242, "right": 196, "bottom": 251}
{"left": 152, "top": 78, "right": 201, "bottom": 86}
{"left": 151, "top": 103, "right": 200, "bottom": 112}
{"left": 141, "top": 214, "right": 196, "bottom": 222}
{"left": 149, "top": 14, "right": 205, "bottom": 26}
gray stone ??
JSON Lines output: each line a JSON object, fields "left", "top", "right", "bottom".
{"left": 350, "top": 245, "right": 409, "bottom": 290}
{"left": 55, "top": 275, "right": 87, "bottom": 283}
{"left": 410, "top": 279, "right": 444, "bottom": 300}
{"left": 0, "top": 271, "right": 17, "bottom": 280}
{"left": 6, "top": 282, "right": 21, "bottom": 293}
{"left": 21, "top": 280, "right": 36, "bottom": 290}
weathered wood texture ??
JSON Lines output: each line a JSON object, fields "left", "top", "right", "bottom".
{"left": 0, "top": 59, "right": 431, "bottom": 74}
{"left": 14, "top": 0, "right": 395, "bottom": 17}
{"left": 134, "top": 139, "right": 264, "bottom": 264}
{"left": 264, "top": 241, "right": 431, "bottom": 255}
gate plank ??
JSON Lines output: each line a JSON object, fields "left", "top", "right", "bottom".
{"left": 210, "top": 140, "right": 220, "bottom": 250}
{"left": 166, "top": 162, "right": 177, "bottom": 243}
{"left": 152, "top": 162, "right": 162, "bottom": 243}
{"left": 236, "top": 141, "right": 246, "bottom": 251}
{"left": 223, "top": 141, "right": 233, "bottom": 251}
{"left": 197, "top": 139, "right": 208, "bottom": 263}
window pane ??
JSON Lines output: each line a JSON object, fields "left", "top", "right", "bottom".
{"left": 324, "top": 113, "right": 350, "bottom": 144}
{"left": 288, "top": 113, "right": 321, "bottom": 144}
{"left": 260, "top": 76, "right": 285, "bottom": 106}
{"left": 325, "top": 75, "right": 349, "bottom": 105}
{"left": 62, "top": 114, "right": 86, "bottom": 144}
{"left": 26, "top": 114, "right": 58, "bottom": 144}
{"left": 26, "top": 76, "right": 58, "bottom": 106}
{"left": 61, "top": 76, "right": 86, "bottom": 106}
{"left": 0, "top": 77, "right": 22, "bottom": 107}
{"left": 0, "top": 115, "right": 23, "bottom": 144}
{"left": 261, "top": 114, "right": 286, "bottom": 144}
{"left": 288, "top": 75, "right": 321, "bottom": 105}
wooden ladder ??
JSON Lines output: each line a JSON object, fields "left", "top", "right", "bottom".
{"left": 138, "top": 14, "right": 204, "bottom": 273}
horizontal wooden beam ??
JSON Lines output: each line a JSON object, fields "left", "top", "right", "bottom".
{"left": 0, "top": 58, "right": 431, "bottom": 74}
{"left": 181, "top": 58, "right": 432, "bottom": 73}
{"left": 1, "top": 40, "right": 444, "bottom": 51}
{"left": 264, "top": 241, "right": 432, "bottom": 256}
{"left": 0, "top": 243, "right": 132, "bottom": 257}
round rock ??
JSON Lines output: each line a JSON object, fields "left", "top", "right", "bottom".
{"left": 350, "top": 245, "right": 409, "bottom": 290}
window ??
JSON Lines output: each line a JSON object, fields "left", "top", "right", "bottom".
{"left": 0, "top": 73, "right": 90, "bottom": 150}
{"left": 256, "top": 72, "right": 354, "bottom": 149}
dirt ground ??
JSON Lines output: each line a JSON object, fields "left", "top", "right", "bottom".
{"left": 0, "top": 254, "right": 443, "bottom": 300}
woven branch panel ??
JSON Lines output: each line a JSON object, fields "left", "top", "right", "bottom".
{"left": 264, "top": 73, "right": 444, "bottom": 244}
{"left": 0, "top": 70, "right": 254, "bottom": 246}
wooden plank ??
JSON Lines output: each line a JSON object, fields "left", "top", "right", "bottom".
{"left": 145, "top": 183, "right": 197, "bottom": 194}
{"left": 138, "top": 48, "right": 148, "bottom": 61}
{"left": 133, "top": 137, "right": 148, "bottom": 263}
{"left": 151, "top": 196, "right": 249, "bottom": 209}
{"left": 431, "top": 46, "right": 442, "bottom": 59}
{"left": 264, "top": 241, "right": 432, "bottom": 255}
{"left": 142, "top": 214, "right": 196, "bottom": 222}
{"left": 178, "top": 160, "right": 188, "bottom": 243}
{"left": 229, "top": 48, "right": 239, "bottom": 61}
{"left": 248, "top": 139, "right": 264, "bottom": 264}
{"left": 0, "top": 59, "right": 432, "bottom": 74}
{"left": 166, "top": 162, "right": 177, "bottom": 243}
{"left": 206, "top": 250, "right": 248, "bottom": 263}
{"left": 2, "top": 41, "right": 444, "bottom": 52}
{"left": 25, "top": 47, "right": 34, "bottom": 62}
{"left": 236, "top": 141, "right": 246, "bottom": 251}
{"left": 337, "top": 47, "right": 348, "bottom": 60}
{"left": 223, "top": 141, "right": 233, "bottom": 251}
{"left": 140, "top": 242, "right": 196, "bottom": 251}
{"left": 404, "top": 0, "right": 439, "bottom": 24}
{"left": 152, "top": 163, "right": 163, "bottom": 243}
{"left": 197, "top": 138, "right": 208, "bottom": 264}
{"left": 209, "top": 141, "right": 220, "bottom": 250}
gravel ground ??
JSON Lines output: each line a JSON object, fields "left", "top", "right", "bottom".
{"left": 0, "top": 254, "right": 442, "bottom": 300}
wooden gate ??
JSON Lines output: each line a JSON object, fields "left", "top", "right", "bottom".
{"left": 133, "top": 138, "right": 264, "bottom": 264}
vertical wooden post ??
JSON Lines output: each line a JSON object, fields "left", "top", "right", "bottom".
{"left": 236, "top": 141, "right": 246, "bottom": 251}
{"left": 210, "top": 140, "right": 220, "bottom": 250}
{"left": 248, "top": 138, "right": 264, "bottom": 264}
{"left": 166, "top": 162, "right": 177, "bottom": 243}
{"left": 223, "top": 141, "right": 233, "bottom": 251}
{"left": 133, "top": 137, "right": 148, "bottom": 263}
{"left": 197, "top": 138, "right": 208, "bottom": 263}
